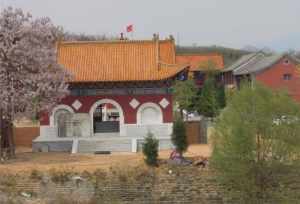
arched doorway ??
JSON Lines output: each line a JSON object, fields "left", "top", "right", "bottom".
{"left": 54, "top": 109, "right": 73, "bottom": 137}
{"left": 50, "top": 105, "right": 75, "bottom": 138}
{"left": 89, "top": 99, "right": 124, "bottom": 135}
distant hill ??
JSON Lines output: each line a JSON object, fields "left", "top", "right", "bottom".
{"left": 63, "top": 32, "right": 119, "bottom": 41}
{"left": 176, "top": 45, "right": 251, "bottom": 66}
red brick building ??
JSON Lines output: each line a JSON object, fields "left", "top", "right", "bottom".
{"left": 221, "top": 52, "right": 300, "bottom": 102}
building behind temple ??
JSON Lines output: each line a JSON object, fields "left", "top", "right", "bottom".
{"left": 221, "top": 52, "right": 300, "bottom": 102}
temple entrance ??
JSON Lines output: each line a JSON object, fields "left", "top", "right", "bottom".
{"left": 93, "top": 103, "right": 120, "bottom": 133}
{"left": 54, "top": 109, "right": 72, "bottom": 137}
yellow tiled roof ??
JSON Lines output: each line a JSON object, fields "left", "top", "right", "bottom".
{"left": 176, "top": 54, "right": 224, "bottom": 71}
{"left": 57, "top": 40, "right": 187, "bottom": 82}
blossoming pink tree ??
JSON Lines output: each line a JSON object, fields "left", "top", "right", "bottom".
{"left": 0, "top": 7, "right": 71, "bottom": 158}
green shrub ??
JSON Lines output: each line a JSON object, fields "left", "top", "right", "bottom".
{"left": 171, "top": 117, "right": 188, "bottom": 155}
{"left": 216, "top": 85, "right": 226, "bottom": 109}
{"left": 197, "top": 77, "right": 219, "bottom": 118}
{"left": 30, "top": 169, "right": 43, "bottom": 180}
{"left": 211, "top": 82, "right": 300, "bottom": 202}
{"left": 142, "top": 132, "right": 159, "bottom": 166}
{"left": 93, "top": 168, "right": 107, "bottom": 180}
{"left": 49, "top": 168, "right": 73, "bottom": 184}
{"left": 0, "top": 175, "right": 17, "bottom": 193}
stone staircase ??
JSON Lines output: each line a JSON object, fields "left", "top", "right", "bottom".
{"left": 77, "top": 138, "right": 132, "bottom": 153}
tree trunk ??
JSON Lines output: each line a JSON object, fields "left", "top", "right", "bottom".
{"left": 7, "top": 120, "right": 15, "bottom": 158}
{"left": 180, "top": 108, "right": 184, "bottom": 120}
{"left": 0, "top": 118, "right": 15, "bottom": 159}
{"left": 0, "top": 110, "right": 3, "bottom": 158}
{"left": 1, "top": 119, "right": 9, "bottom": 158}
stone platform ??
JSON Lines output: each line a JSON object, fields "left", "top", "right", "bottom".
{"left": 32, "top": 133, "right": 173, "bottom": 153}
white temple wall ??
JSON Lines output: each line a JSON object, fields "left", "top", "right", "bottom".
{"left": 72, "top": 113, "right": 91, "bottom": 137}
{"left": 123, "top": 123, "right": 172, "bottom": 138}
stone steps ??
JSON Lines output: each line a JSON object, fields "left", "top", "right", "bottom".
{"left": 77, "top": 138, "right": 132, "bottom": 153}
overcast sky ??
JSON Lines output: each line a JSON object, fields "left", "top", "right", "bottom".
{"left": 1, "top": 0, "right": 299, "bottom": 51}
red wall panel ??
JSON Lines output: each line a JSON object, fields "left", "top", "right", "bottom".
{"left": 40, "top": 94, "right": 173, "bottom": 125}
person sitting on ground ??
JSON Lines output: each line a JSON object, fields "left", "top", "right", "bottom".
{"left": 169, "top": 149, "right": 182, "bottom": 163}
{"left": 170, "top": 149, "right": 179, "bottom": 159}
{"left": 169, "top": 149, "right": 192, "bottom": 165}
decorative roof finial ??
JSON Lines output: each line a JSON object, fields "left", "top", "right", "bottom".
{"left": 169, "top": 35, "right": 174, "bottom": 41}
{"left": 153, "top": 33, "right": 159, "bottom": 41}
{"left": 120, "top": 32, "right": 124, "bottom": 40}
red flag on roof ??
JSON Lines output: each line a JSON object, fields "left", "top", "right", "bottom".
{"left": 126, "top": 24, "right": 133, "bottom": 33}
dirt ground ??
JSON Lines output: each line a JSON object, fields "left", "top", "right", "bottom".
{"left": 0, "top": 144, "right": 212, "bottom": 174}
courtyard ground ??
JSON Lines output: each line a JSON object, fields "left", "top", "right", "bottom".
{"left": 0, "top": 144, "right": 212, "bottom": 174}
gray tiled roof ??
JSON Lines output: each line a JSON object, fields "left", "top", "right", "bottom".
{"left": 233, "top": 53, "right": 284, "bottom": 75}
{"left": 223, "top": 52, "right": 300, "bottom": 75}
{"left": 223, "top": 53, "right": 259, "bottom": 72}
{"left": 289, "top": 54, "right": 300, "bottom": 64}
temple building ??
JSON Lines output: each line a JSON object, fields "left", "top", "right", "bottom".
{"left": 33, "top": 36, "right": 188, "bottom": 153}
{"left": 176, "top": 53, "right": 224, "bottom": 87}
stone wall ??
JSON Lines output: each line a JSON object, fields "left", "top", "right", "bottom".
{"left": 32, "top": 141, "right": 73, "bottom": 152}
{"left": 2, "top": 165, "right": 299, "bottom": 203}
{"left": 0, "top": 165, "right": 227, "bottom": 204}
{"left": 124, "top": 123, "right": 173, "bottom": 138}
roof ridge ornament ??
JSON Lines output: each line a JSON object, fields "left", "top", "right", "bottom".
{"left": 153, "top": 33, "right": 160, "bottom": 70}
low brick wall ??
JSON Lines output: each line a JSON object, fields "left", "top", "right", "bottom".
{"left": 13, "top": 126, "right": 39, "bottom": 147}
{"left": 0, "top": 165, "right": 227, "bottom": 204}
{"left": 1, "top": 165, "right": 299, "bottom": 203}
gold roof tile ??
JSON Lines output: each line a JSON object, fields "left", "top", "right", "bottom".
{"left": 58, "top": 40, "right": 186, "bottom": 82}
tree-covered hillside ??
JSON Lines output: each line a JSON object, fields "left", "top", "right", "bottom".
{"left": 63, "top": 32, "right": 118, "bottom": 41}
{"left": 176, "top": 45, "right": 251, "bottom": 66}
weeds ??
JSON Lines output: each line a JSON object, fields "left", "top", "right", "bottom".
{"left": 49, "top": 168, "right": 74, "bottom": 184}
{"left": 30, "top": 169, "right": 43, "bottom": 180}
{"left": 0, "top": 175, "right": 17, "bottom": 193}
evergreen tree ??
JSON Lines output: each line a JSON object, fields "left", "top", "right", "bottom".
{"left": 197, "top": 77, "right": 219, "bottom": 118}
{"left": 196, "top": 60, "right": 225, "bottom": 118}
{"left": 216, "top": 85, "right": 226, "bottom": 109}
{"left": 173, "top": 79, "right": 197, "bottom": 119}
{"left": 172, "top": 117, "right": 188, "bottom": 155}
{"left": 210, "top": 83, "right": 300, "bottom": 203}
{"left": 142, "top": 132, "right": 159, "bottom": 166}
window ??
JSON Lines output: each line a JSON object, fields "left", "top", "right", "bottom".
{"left": 283, "top": 59, "right": 290, "bottom": 65}
{"left": 283, "top": 74, "right": 292, "bottom": 81}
